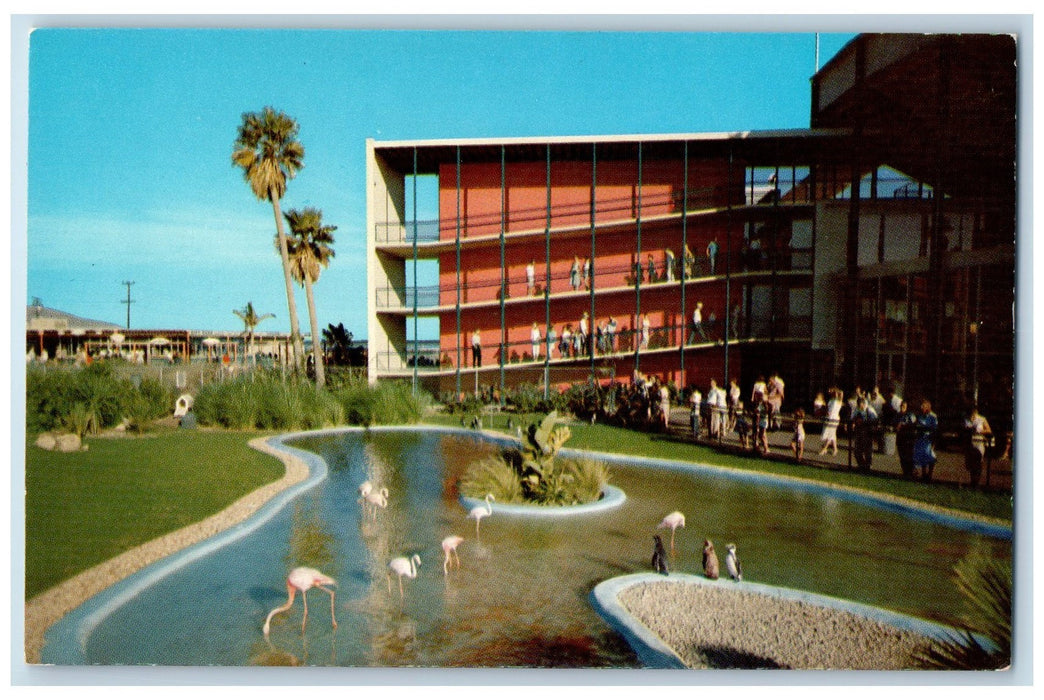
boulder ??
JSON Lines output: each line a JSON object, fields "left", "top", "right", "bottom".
{"left": 174, "top": 394, "right": 195, "bottom": 417}
{"left": 34, "top": 433, "right": 57, "bottom": 451}
{"left": 55, "top": 433, "right": 82, "bottom": 452}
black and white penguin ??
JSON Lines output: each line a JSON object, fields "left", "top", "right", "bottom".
{"left": 651, "top": 535, "right": 669, "bottom": 575}
{"left": 725, "top": 543, "right": 743, "bottom": 581}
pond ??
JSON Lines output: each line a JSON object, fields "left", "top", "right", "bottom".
{"left": 44, "top": 428, "right": 1011, "bottom": 667}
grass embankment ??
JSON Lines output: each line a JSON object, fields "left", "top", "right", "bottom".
{"left": 25, "top": 429, "right": 283, "bottom": 599}
{"left": 424, "top": 412, "right": 1012, "bottom": 523}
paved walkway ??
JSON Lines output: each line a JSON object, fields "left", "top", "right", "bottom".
{"left": 665, "top": 408, "right": 1013, "bottom": 492}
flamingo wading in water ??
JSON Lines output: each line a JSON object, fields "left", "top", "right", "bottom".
{"left": 360, "top": 487, "right": 388, "bottom": 520}
{"left": 388, "top": 554, "right": 422, "bottom": 599}
{"left": 468, "top": 493, "right": 495, "bottom": 538}
{"left": 657, "top": 511, "right": 686, "bottom": 551}
{"left": 262, "top": 567, "right": 337, "bottom": 637}
{"left": 441, "top": 535, "right": 465, "bottom": 575}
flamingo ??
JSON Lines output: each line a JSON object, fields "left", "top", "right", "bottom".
{"left": 388, "top": 554, "right": 422, "bottom": 599}
{"left": 441, "top": 535, "right": 465, "bottom": 575}
{"left": 359, "top": 487, "right": 388, "bottom": 520}
{"left": 262, "top": 566, "right": 337, "bottom": 637}
{"left": 657, "top": 511, "right": 686, "bottom": 551}
{"left": 468, "top": 494, "right": 495, "bottom": 538}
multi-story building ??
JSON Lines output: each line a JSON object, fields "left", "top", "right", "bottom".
{"left": 366, "top": 33, "right": 1015, "bottom": 426}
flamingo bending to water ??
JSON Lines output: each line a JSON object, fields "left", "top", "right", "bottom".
{"left": 262, "top": 566, "right": 337, "bottom": 637}
{"left": 441, "top": 535, "right": 465, "bottom": 575}
{"left": 388, "top": 554, "right": 422, "bottom": 599}
{"left": 468, "top": 494, "right": 495, "bottom": 538}
{"left": 657, "top": 511, "right": 686, "bottom": 551}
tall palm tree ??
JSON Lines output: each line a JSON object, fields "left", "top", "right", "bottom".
{"left": 284, "top": 207, "right": 336, "bottom": 388}
{"left": 233, "top": 301, "right": 276, "bottom": 365}
{"left": 231, "top": 107, "right": 306, "bottom": 373}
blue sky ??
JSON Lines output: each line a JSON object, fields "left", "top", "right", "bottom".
{"left": 25, "top": 28, "right": 857, "bottom": 340}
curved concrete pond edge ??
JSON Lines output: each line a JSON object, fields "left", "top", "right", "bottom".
{"left": 590, "top": 572, "right": 972, "bottom": 670}
{"left": 34, "top": 424, "right": 1010, "bottom": 665}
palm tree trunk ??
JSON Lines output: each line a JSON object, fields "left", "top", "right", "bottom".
{"left": 269, "top": 191, "right": 305, "bottom": 372}
{"left": 304, "top": 277, "right": 325, "bottom": 387}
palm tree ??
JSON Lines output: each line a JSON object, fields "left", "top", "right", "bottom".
{"left": 233, "top": 301, "right": 276, "bottom": 365}
{"left": 284, "top": 207, "right": 336, "bottom": 388}
{"left": 231, "top": 107, "right": 306, "bottom": 373}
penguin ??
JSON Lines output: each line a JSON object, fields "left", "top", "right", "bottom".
{"left": 702, "top": 539, "right": 720, "bottom": 580}
{"left": 651, "top": 534, "right": 669, "bottom": 575}
{"left": 725, "top": 543, "right": 743, "bottom": 581}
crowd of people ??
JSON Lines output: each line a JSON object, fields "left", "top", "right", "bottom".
{"left": 671, "top": 375, "right": 1002, "bottom": 488}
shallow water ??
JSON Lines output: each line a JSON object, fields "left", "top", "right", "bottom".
{"left": 78, "top": 429, "right": 1010, "bottom": 667}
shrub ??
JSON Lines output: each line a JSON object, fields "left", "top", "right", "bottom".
{"left": 63, "top": 401, "right": 97, "bottom": 439}
{"left": 458, "top": 454, "right": 523, "bottom": 503}
{"left": 460, "top": 411, "right": 610, "bottom": 506}
{"left": 336, "top": 379, "right": 429, "bottom": 426}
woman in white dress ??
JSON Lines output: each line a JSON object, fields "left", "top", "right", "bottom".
{"left": 819, "top": 388, "right": 843, "bottom": 455}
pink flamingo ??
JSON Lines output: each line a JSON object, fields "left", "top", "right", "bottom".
{"left": 657, "top": 511, "right": 686, "bottom": 551}
{"left": 388, "top": 554, "right": 422, "bottom": 599}
{"left": 441, "top": 535, "right": 465, "bottom": 575}
{"left": 262, "top": 566, "right": 337, "bottom": 637}
{"left": 359, "top": 487, "right": 388, "bottom": 520}
{"left": 468, "top": 493, "right": 495, "bottom": 538}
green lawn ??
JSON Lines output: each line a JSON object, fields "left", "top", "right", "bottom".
{"left": 25, "top": 429, "right": 283, "bottom": 599}
{"left": 424, "top": 412, "right": 1013, "bottom": 523}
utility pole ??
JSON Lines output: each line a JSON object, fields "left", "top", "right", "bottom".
{"left": 121, "top": 280, "right": 135, "bottom": 329}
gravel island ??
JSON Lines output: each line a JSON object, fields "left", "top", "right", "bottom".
{"left": 619, "top": 580, "right": 939, "bottom": 670}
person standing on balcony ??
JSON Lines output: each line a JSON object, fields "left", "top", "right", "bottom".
{"left": 647, "top": 254, "right": 657, "bottom": 284}
{"left": 607, "top": 316, "right": 618, "bottom": 352}
{"left": 582, "top": 258, "right": 591, "bottom": 290}
{"left": 688, "top": 302, "right": 708, "bottom": 344}
{"left": 731, "top": 303, "right": 742, "bottom": 339}
{"left": 579, "top": 312, "right": 590, "bottom": 355}
{"left": 530, "top": 322, "right": 541, "bottom": 360}
{"left": 641, "top": 313, "right": 651, "bottom": 348}
{"left": 471, "top": 329, "right": 482, "bottom": 368}
{"left": 707, "top": 237, "right": 719, "bottom": 275}
{"left": 546, "top": 325, "right": 557, "bottom": 359}
{"left": 560, "top": 325, "right": 572, "bottom": 358}
{"left": 665, "top": 249, "right": 676, "bottom": 282}
{"left": 570, "top": 256, "right": 581, "bottom": 291}
{"left": 683, "top": 244, "right": 696, "bottom": 277}
{"left": 526, "top": 260, "right": 536, "bottom": 296}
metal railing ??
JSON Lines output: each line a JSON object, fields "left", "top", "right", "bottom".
{"left": 372, "top": 317, "right": 812, "bottom": 373}
{"left": 375, "top": 248, "right": 813, "bottom": 311}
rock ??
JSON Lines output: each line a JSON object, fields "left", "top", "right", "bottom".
{"left": 55, "top": 433, "right": 82, "bottom": 453}
{"left": 174, "top": 394, "right": 194, "bottom": 418}
{"left": 179, "top": 412, "right": 197, "bottom": 429}
{"left": 34, "top": 433, "right": 57, "bottom": 450}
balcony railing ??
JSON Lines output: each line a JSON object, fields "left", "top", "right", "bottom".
{"left": 373, "top": 317, "right": 812, "bottom": 373}
{"left": 375, "top": 248, "right": 813, "bottom": 311}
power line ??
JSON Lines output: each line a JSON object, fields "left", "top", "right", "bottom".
{"left": 121, "top": 280, "right": 135, "bottom": 329}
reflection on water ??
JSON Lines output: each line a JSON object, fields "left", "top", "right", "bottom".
{"left": 79, "top": 430, "right": 1011, "bottom": 667}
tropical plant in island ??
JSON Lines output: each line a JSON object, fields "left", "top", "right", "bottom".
{"left": 460, "top": 411, "right": 610, "bottom": 506}
{"left": 915, "top": 543, "right": 1012, "bottom": 670}
{"left": 233, "top": 301, "right": 276, "bottom": 365}
{"left": 231, "top": 106, "right": 306, "bottom": 373}
{"left": 283, "top": 207, "right": 336, "bottom": 388}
